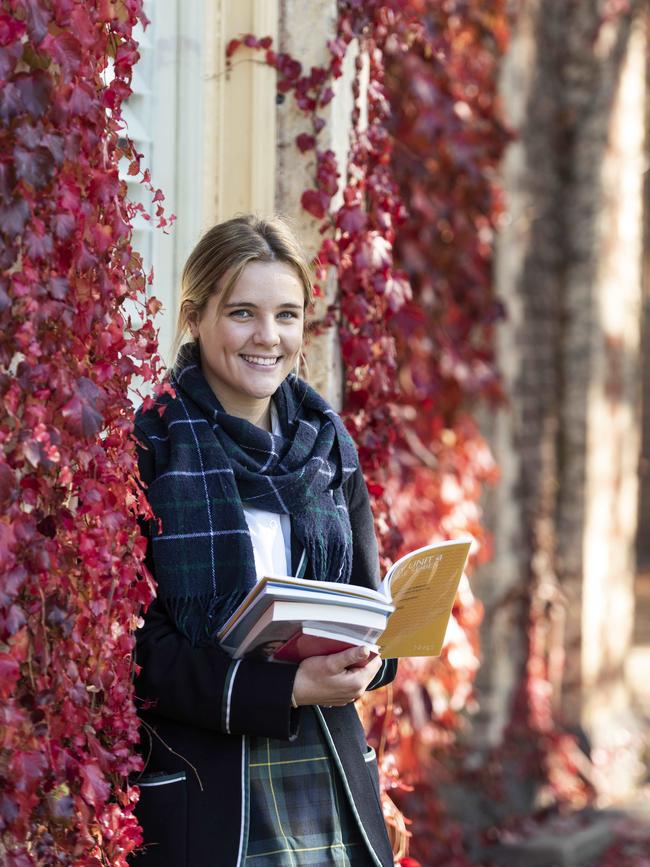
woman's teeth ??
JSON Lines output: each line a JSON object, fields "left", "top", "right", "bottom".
{"left": 241, "top": 355, "right": 279, "bottom": 366}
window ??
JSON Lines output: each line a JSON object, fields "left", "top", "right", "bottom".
{"left": 120, "top": 0, "right": 205, "bottom": 365}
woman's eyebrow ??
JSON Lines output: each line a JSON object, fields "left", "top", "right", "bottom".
{"left": 222, "top": 301, "right": 303, "bottom": 309}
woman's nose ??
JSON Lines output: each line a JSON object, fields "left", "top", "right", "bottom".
{"left": 253, "top": 315, "right": 280, "bottom": 345}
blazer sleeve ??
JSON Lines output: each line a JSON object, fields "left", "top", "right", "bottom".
{"left": 344, "top": 466, "right": 398, "bottom": 692}
{"left": 133, "top": 428, "right": 300, "bottom": 740}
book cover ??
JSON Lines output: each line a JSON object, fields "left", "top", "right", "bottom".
{"left": 271, "top": 626, "right": 379, "bottom": 664}
{"left": 378, "top": 538, "right": 472, "bottom": 658}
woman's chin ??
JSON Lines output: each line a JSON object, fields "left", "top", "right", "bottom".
{"left": 239, "top": 370, "right": 292, "bottom": 399}
{"left": 242, "top": 381, "right": 284, "bottom": 400}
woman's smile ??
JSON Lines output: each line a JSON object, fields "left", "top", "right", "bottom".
{"left": 240, "top": 353, "right": 282, "bottom": 367}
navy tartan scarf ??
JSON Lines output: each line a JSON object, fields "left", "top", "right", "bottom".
{"left": 134, "top": 343, "right": 358, "bottom": 646}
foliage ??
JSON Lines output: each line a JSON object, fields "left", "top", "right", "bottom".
{"left": 336, "top": 6, "right": 510, "bottom": 862}
{"left": 1, "top": 1, "right": 617, "bottom": 864}
{"left": 230, "top": 2, "right": 510, "bottom": 862}
{"left": 0, "top": 1, "right": 166, "bottom": 863}
{"left": 183, "top": 4, "right": 648, "bottom": 866}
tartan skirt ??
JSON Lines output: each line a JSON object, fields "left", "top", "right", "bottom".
{"left": 246, "top": 708, "right": 377, "bottom": 866}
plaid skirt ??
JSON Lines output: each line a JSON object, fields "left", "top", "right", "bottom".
{"left": 246, "top": 708, "right": 377, "bottom": 866}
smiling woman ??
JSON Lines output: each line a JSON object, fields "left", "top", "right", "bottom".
{"left": 131, "top": 215, "right": 397, "bottom": 867}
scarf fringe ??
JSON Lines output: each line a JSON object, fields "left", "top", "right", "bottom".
{"left": 165, "top": 588, "right": 249, "bottom": 647}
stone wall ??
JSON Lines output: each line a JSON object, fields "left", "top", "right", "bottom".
{"left": 276, "top": 0, "right": 361, "bottom": 408}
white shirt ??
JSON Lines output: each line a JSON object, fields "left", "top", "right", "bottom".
{"left": 242, "top": 404, "right": 292, "bottom": 579}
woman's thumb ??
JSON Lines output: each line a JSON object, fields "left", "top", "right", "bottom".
{"left": 345, "top": 644, "right": 370, "bottom": 668}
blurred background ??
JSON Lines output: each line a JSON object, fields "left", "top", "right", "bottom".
{"left": 122, "top": 1, "right": 650, "bottom": 864}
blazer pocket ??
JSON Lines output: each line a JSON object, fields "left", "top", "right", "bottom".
{"left": 132, "top": 772, "right": 188, "bottom": 867}
{"left": 363, "top": 745, "right": 381, "bottom": 802}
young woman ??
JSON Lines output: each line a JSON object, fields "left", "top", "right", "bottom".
{"left": 131, "top": 215, "right": 397, "bottom": 867}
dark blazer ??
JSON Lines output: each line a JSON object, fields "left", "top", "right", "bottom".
{"left": 130, "top": 441, "right": 397, "bottom": 867}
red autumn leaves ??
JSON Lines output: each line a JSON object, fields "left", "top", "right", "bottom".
{"left": 230, "top": 5, "right": 509, "bottom": 864}
{"left": 0, "top": 0, "right": 162, "bottom": 863}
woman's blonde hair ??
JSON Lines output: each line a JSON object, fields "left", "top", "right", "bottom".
{"left": 172, "top": 214, "right": 314, "bottom": 363}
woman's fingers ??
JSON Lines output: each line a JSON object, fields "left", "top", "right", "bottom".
{"left": 292, "top": 648, "right": 383, "bottom": 706}
{"left": 324, "top": 645, "right": 372, "bottom": 673}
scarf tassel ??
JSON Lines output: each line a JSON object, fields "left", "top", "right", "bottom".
{"left": 165, "top": 588, "right": 250, "bottom": 647}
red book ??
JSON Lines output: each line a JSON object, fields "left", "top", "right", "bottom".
{"left": 272, "top": 625, "right": 379, "bottom": 665}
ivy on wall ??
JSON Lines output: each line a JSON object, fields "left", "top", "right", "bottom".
{"left": 0, "top": 1, "right": 615, "bottom": 864}
{"left": 0, "top": 1, "right": 166, "bottom": 862}
{"left": 229, "top": 3, "right": 510, "bottom": 862}
{"left": 231, "top": 4, "right": 645, "bottom": 865}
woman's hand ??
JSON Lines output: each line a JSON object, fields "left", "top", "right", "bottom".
{"left": 292, "top": 646, "right": 383, "bottom": 707}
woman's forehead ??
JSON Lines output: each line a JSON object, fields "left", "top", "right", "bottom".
{"left": 226, "top": 261, "right": 305, "bottom": 299}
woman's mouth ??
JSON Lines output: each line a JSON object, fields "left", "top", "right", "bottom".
{"left": 240, "top": 354, "right": 281, "bottom": 367}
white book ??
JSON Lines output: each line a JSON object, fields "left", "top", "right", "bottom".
{"left": 229, "top": 599, "right": 388, "bottom": 658}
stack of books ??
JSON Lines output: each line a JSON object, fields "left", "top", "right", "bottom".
{"left": 218, "top": 538, "right": 472, "bottom": 662}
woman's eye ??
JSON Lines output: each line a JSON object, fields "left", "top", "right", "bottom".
{"left": 230, "top": 309, "right": 252, "bottom": 319}
{"left": 277, "top": 310, "right": 299, "bottom": 320}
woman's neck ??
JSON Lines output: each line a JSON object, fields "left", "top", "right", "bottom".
{"left": 204, "top": 378, "right": 273, "bottom": 431}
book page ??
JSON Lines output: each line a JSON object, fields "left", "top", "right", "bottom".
{"left": 379, "top": 540, "right": 471, "bottom": 658}
{"left": 218, "top": 574, "right": 390, "bottom": 641}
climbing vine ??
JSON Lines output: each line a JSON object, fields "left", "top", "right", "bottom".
{"left": 229, "top": 2, "right": 509, "bottom": 862}
{"left": 1, "top": 0, "right": 621, "bottom": 864}
{"left": 0, "top": 1, "right": 166, "bottom": 863}
{"left": 225, "top": 3, "right": 647, "bottom": 863}
{"left": 230, "top": 2, "right": 614, "bottom": 864}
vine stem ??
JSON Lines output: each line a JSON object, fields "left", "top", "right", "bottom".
{"left": 137, "top": 718, "right": 204, "bottom": 791}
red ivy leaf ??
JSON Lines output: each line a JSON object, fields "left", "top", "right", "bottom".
{"left": 0, "top": 463, "right": 14, "bottom": 506}
{"left": 11, "top": 750, "right": 47, "bottom": 794}
{"left": 0, "top": 14, "right": 27, "bottom": 47}
{"left": 226, "top": 38, "right": 241, "bottom": 58}
{"left": 21, "top": 0, "right": 52, "bottom": 44}
{"left": 61, "top": 378, "right": 105, "bottom": 439}
{"left": 146, "top": 296, "right": 162, "bottom": 315}
{"left": 41, "top": 31, "right": 82, "bottom": 79}
{"left": 5, "top": 848, "right": 32, "bottom": 867}
{"left": 0, "top": 198, "right": 29, "bottom": 237}
{"left": 301, "top": 188, "right": 330, "bottom": 219}
{"left": 65, "top": 81, "right": 94, "bottom": 116}
{"left": 24, "top": 223, "right": 54, "bottom": 260}
{"left": 319, "top": 86, "right": 334, "bottom": 107}
{"left": 0, "top": 71, "right": 51, "bottom": 122}
{"left": 79, "top": 762, "right": 110, "bottom": 811}
{"left": 337, "top": 206, "right": 367, "bottom": 234}
{"left": 295, "top": 133, "right": 316, "bottom": 152}
{"left": 14, "top": 145, "right": 55, "bottom": 189}
{"left": 52, "top": 212, "right": 75, "bottom": 240}
{"left": 0, "top": 42, "right": 22, "bottom": 79}
{"left": 0, "top": 652, "right": 20, "bottom": 699}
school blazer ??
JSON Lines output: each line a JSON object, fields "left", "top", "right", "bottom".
{"left": 130, "top": 462, "right": 398, "bottom": 867}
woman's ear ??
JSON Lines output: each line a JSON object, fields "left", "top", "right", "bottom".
{"left": 186, "top": 307, "right": 200, "bottom": 339}
{"left": 294, "top": 350, "right": 308, "bottom": 381}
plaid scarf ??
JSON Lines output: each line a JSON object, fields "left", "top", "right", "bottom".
{"left": 134, "top": 343, "right": 358, "bottom": 646}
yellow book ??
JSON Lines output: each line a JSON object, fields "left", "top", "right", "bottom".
{"left": 378, "top": 538, "right": 472, "bottom": 659}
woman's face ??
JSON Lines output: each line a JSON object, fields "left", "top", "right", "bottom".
{"left": 189, "top": 261, "right": 305, "bottom": 413}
